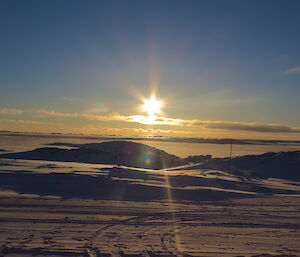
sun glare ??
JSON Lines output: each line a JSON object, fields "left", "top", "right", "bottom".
{"left": 142, "top": 96, "right": 162, "bottom": 117}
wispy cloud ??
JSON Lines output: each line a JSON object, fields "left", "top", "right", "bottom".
{"left": 0, "top": 108, "right": 24, "bottom": 115}
{"left": 80, "top": 113, "right": 125, "bottom": 121}
{"left": 34, "top": 109, "right": 124, "bottom": 121}
{"left": 283, "top": 66, "right": 300, "bottom": 75}
{"left": 190, "top": 120, "right": 300, "bottom": 133}
{"left": 35, "top": 110, "right": 79, "bottom": 118}
{"left": 126, "top": 115, "right": 300, "bottom": 134}
{"left": 126, "top": 115, "right": 182, "bottom": 125}
{"left": 1, "top": 107, "right": 299, "bottom": 134}
{"left": 0, "top": 118, "right": 56, "bottom": 126}
{"left": 0, "top": 108, "right": 125, "bottom": 121}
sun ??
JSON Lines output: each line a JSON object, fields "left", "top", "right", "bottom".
{"left": 142, "top": 96, "right": 162, "bottom": 117}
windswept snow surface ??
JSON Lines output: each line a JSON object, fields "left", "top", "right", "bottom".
{"left": 0, "top": 133, "right": 300, "bottom": 256}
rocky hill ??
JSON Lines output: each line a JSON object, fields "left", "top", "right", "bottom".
{"left": 0, "top": 141, "right": 187, "bottom": 169}
{"left": 200, "top": 151, "right": 300, "bottom": 180}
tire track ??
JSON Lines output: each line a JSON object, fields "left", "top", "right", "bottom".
{"left": 161, "top": 225, "right": 183, "bottom": 256}
{"left": 87, "top": 215, "right": 149, "bottom": 255}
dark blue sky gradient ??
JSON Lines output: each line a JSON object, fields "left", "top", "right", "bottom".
{"left": 1, "top": 0, "right": 300, "bottom": 126}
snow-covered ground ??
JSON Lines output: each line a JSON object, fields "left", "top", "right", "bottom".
{"left": 0, "top": 133, "right": 300, "bottom": 256}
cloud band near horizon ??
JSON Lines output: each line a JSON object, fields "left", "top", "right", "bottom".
{"left": 0, "top": 107, "right": 300, "bottom": 134}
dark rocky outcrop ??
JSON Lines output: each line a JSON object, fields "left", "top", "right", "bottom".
{"left": 201, "top": 151, "right": 300, "bottom": 180}
{"left": 0, "top": 141, "right": 187, "bottom": 169}
{"left": 184, "top": 154, "right": 212, "bottom": 163}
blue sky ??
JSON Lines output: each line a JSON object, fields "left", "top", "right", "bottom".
{"left": 1, "top": 0, "right": 300, "bottom": 139}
